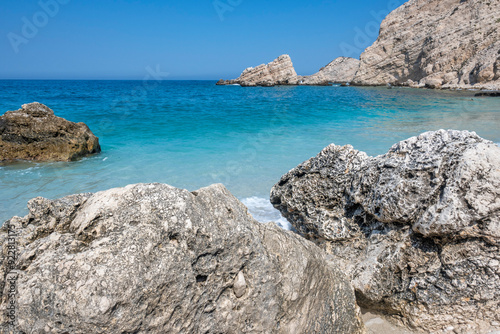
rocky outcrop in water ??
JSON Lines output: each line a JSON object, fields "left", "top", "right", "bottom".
{"left": 0, "top": 183, "right": 364, "bottom": 333}
{"left": 353, "top": 0, "right": 500, "bottom": 90}
{"left": 217, "top": 55, "right": 360, "bottom": 87}
{"left": 271, "top": 130, "right": 500, "bottom": 333}
{"left": 217, "top": 54, "right": 299, "bottom": 87}
{"left": 0, "top": 102, "right": 101, "bottom": 162}
{"left": 298, "top": 57, "right": 360, "bottom": 85}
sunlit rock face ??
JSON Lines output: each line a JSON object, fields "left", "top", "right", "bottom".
{"left": 353, "top": 0, "right": 500, "bottom": 90}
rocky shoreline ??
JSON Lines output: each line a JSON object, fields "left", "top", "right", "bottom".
{"left": 1, "top": 0, "right": 499, "bottom": 331}
{"left": 1, "top": 130, "right": 499, "bottom": 333}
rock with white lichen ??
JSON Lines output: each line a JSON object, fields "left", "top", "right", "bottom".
{"left": 271, "top": 129, "right": 500, "bottom": 333}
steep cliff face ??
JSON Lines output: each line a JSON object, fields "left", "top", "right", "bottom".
{"left": 217, "top": 55, "right": 299, "bottom": 87}
{"left": 298, "top": 57, "right": 360, "bottom": 85}
{"left": 353, "top": 0, "right": 500, "bottom": 90}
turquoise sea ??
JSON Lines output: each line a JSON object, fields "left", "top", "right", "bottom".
{"left": 1, "top": 80, "right": 499, "bottom": 226}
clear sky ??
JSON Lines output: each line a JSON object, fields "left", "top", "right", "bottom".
{"left": 0, "top": 0, "right": 406, "bottom": 80}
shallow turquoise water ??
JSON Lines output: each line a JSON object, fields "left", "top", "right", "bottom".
{"left": 1, "top": 80, "right": 499, "bottom": 225}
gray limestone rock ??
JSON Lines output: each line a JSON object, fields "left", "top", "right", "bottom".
{"left": 271, "top": 130, "right": 500, "bottom": 333}
{"left": 0, "top": 183, "right": 364, "bottom": 334}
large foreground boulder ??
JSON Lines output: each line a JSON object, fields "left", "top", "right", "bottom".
{"left": 0, "top": 102, "right": 101, "bottom": 162}
{"left": 0, "top": 183, "right": 364, "bottom": 333}
{"left": 271, "top": 130, "right": 500, "bottom": 333}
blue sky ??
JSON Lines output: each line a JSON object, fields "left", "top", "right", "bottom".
{"left": 0, "top": 0, "right": 406, "bottom": 80}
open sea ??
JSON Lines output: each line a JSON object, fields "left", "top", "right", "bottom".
{"left": 1, "top": 80, "right": 499, "bottom": 227}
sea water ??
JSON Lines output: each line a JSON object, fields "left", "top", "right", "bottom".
{"left": 1, "top": 80, "right": 499, "bottom": 226}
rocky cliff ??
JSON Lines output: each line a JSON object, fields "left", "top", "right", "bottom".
{"left": 353, "top": 0, "right": 500, "bottom": 90}
{"left": 0, "top": 102, "right": 101, "bottom": 162}
{"left": 0, "top": 183, "right": 364, "bottom": 333}
{"left": 271, "top": 130, "right": 500, "bottom": 333}
{"left": 298, "top": 57, "right": 360, "bottom": 85}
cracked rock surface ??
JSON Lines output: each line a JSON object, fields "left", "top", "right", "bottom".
{"left": 271, "top": 130, "right": 500, "bottom": 333}
{"left": 0, "top": 183, "right": 364, "bottom": 334}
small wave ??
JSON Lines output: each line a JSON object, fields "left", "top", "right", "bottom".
{"left": 241, "top": 196, "right": 292, "bottom": 230}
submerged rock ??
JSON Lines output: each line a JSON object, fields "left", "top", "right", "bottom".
{"left": 352, "top": 0, "right": 500, "bottom": 90}
{"left": 298, "top": 57, "right": 360, "bottom": 86}
{"left": 0, "top": 102, "right": 101, "bottom": 162}
{"left": 271, "top": 130, "right": 500, "bottom": 333}
{"left": 475, "top": 91, "right": 500, "bottom": 97}
{"left": 0, "top": 183, "right": 364, "bottom": 333}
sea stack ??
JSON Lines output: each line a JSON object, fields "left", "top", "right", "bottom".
{"left": 353, "top": 0, "right": 500, "bottom": 89}
{"left": 217, "top": 55, "right": 360, "bottom": 87}
{"left": 0, "top": 102, "right": 101, "bottom": 162}
{"left": 217, "top": 54, "right": 299, "bottom": 87}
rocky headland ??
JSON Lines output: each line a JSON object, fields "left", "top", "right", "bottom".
{"left": 271, "top": 130, "right": 500, "bottom": 333}
{"left": 0, "top": 183, "right": 364, "bottom": 333}
{"left": 351, "top": 0, "right": 500, "bottom": 89}
{"left": 218, "top": 0, "right": 500, "bottom": 90}
{"left": 217, "top": 55, "right": 360, "bottom": 87}
{"left": 0, "top": 102, "right": 101, "bottom": 162}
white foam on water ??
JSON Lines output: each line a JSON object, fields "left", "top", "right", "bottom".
{"left": 241, "top": 196, "right": 292, "bottom": 230}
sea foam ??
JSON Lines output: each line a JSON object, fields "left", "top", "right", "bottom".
{"left": 242, "top": 196, "right": 292, "bottom": 230}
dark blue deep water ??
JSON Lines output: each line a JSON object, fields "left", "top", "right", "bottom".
{"left": 1, "top": 80, "right": 499, "bottom": 226}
